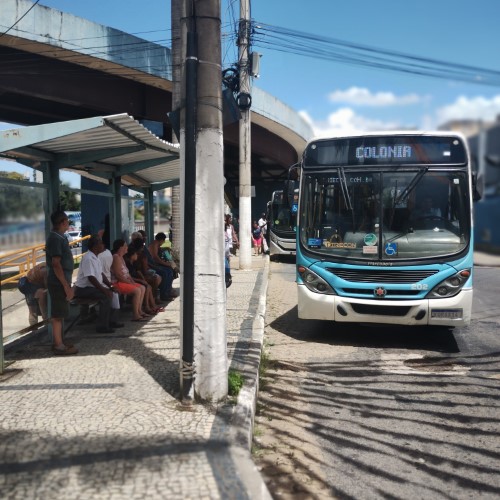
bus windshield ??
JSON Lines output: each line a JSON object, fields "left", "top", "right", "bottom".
{"left": 269, "top": 190, "right": 296, "bottom": 235}
{"left": 299, "top": 169, "right": 470, "bottom": 261}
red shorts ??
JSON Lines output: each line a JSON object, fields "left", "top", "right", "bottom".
{"left": 113, "top": 281, "right": 142, "bottom": 295}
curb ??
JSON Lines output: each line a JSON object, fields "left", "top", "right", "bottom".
{"left": 229, "top": 255, "right": 272, "bottom": 499}
{"left": 230, "top": 255, "right": 269, "bottom": 449}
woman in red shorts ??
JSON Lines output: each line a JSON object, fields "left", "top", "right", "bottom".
{"left": 110, "top": 239, "right": 148, "bottom": 321}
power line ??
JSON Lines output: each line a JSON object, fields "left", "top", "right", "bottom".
{"left": 0, "top": 0, "right": 40, "bottom": 38}
{"left": 0, "top": 21, "right": 236, "bottom": 69}
{"left": 4, "top": 13, "right": 497, "bottom": 88}
{"left": 251, "top": 22, "right": 500, "bottom": 87}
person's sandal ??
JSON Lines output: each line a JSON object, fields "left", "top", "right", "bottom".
{"left": 52, "top": 345, "right": 78, "bottom": 355}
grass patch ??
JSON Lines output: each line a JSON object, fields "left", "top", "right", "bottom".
{"left": 228, "top": 369, "right": 244, "bottom": 397}
{"left": 258, "top": 344, "right": 272, "bottom": 391}
{"left": 259, "top": 345, "right": 270, "bottom": 378}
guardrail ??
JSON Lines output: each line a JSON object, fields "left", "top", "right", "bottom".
{"left": 0, "top": 235, "right": 90, "bottom": 286}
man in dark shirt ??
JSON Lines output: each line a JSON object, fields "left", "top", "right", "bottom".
{"left": 45, "top": 210, "right": 78, "bottom": 355}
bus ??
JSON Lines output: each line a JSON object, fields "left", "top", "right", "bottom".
{"left": 267, "top": 189, "right": 298, "bottom": 258}
{"left": 293, "top": 132, "right": 479, "bottom": 327}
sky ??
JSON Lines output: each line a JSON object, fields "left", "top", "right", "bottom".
{"left": 2, "top": 0, "right": 500, "bottom": 181}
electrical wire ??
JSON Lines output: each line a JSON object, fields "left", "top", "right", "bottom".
{"left": 3, "top": 9, "right": 498, "bottom": 88}
{"left": 252, "top": 22, "right": 500, "bottom": 87}
{"left": 0, "top": 0, "right": 40, "bottom": 38}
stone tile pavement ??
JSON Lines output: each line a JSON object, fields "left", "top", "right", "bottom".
{"left": 1, "top": 249, "right": 498, "bottom": 499}
{"left": 0, "top": 255, "right": 272, "bottom": 500}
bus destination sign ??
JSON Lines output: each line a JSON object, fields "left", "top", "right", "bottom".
{"left": 304, "top": 135, "right": 466, "bottom": 167}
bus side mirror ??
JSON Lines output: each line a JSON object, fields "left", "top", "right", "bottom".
{"left": 284, "top": 180, "right": 295, "bottom": 208}
{"left": 472, "top": 172, "right": 483, "bottom": 202}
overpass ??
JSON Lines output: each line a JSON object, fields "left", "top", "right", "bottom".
{"left": 0, "top": 0, "right": 313, "bottom": 213}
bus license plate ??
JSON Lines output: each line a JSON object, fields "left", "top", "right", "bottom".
{"left": 431, "top": 309, "right": 463, "bottom": 319}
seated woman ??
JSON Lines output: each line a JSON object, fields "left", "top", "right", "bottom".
{"left": 147, "top": 232, "right": 178, "bottom": 300}
{"left": 130, "top": 237, "right": 162, "bottom": 304}
{"left": 110, "top": 239, "right": 148, "bottom": 322}
{"left": 124, "top": 244, "right": 164, "bottom": 315}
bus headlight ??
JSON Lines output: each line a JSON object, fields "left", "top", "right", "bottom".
{"left": 297, "top": 266, "right": 336, "bottom": 295}
{"left": 426, "top": 269, "right": 471, "bottom": 299}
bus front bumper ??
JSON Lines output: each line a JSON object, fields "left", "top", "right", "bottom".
{"left": 297, "top": 284, "right": 472, "bottom": 327}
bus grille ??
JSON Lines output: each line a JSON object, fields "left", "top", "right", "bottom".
{"left": 327, "top": 268, "right": 437, "bottom": 284}
{"left": 351, "top": 304, "right": 411, "bottom": 316}
{"left": 343, "top": 288, "right": 420, "bottom": 297}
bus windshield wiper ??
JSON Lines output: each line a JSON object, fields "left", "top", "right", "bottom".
{"left": 338, "top": 167, "right": 353, "bottom": 210}
{"left": 394, "top": 166, "right": 429, "bottom": 206}
{"left": 338, "top": 167, "right": 356, "bottom": 231}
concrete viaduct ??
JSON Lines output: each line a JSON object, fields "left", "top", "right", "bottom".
{"left": 0, "top": 0, "right": 312, "bottom": 219}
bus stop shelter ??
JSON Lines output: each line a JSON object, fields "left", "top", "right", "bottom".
{"left": 0, "top": 114, "right": 181, "bottom": 371}
{"left": 0, "top": 113, "right": 180, "bottom": 242}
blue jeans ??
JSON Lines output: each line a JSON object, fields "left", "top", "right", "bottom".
{"left": 154, "top": 266, "right": 174, "bottom": 299}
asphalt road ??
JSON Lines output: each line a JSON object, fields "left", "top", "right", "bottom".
{"left": 255, "top": 258, "right": 500, "bottom": 499}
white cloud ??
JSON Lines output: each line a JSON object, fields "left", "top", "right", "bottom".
{"left": 299, "top": 107, "right": 402, "bottom": 137}
{"left": 435, "top": 95, "right": 500, "bottom": 124}
{"left": 328, "top": 87, "right": 427, "bottom": 107}
{"left": 301, "top": 93, "right": 500, "bottom": 137}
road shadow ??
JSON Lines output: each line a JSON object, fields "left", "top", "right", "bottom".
{"left": 269, "top": 305, "right": 460, "bottom": 353}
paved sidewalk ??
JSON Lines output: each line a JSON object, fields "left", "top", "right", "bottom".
{"left": 0, "top": 255, "right": 272, "bottom": 500}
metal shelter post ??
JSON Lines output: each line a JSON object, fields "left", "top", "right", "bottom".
{"left": 111, "top": 176, "right": 122, "bottom": 242}
{"left": 145, "top": 187, "right": 155, "bottom": 238}
{"left": 45, "top": 161, "right": 61, "bottom": 217}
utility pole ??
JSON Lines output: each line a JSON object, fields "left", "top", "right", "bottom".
{"left": 238, "top": 0, "right": 252, "bottom": 270}
{"left": 179, "top": 0, "right": 227, "bottom": 402}
{"left": 171, "top": 0, "right": 181, "bottom": 254}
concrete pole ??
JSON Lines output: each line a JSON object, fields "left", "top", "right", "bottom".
{"left": 238, "top": 0, "right": 252, "bottom": 270}
{"left": 180, "top": 0, "right": 227, "bottom": 402}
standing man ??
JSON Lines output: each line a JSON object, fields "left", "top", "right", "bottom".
{"left": 258, "top": 212, "right": 269, "bottom": 254}
{"left": 225, "top": 214, "right": 239, "bottom": 256}
{"left": 45, "top": 210, "right": 77, "bottom": 355}
{"left": 74, "top": 235, "right": 123, "bottom": 333}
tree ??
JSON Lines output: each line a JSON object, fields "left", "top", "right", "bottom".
{"left": 0, "top": 172, "right": 80, "bottom": 222}
{"left": 59, "top": 182, "right": 80, "bottom": 211}
{"left": 0, "top": 171, "right": 44, "bottom": 222}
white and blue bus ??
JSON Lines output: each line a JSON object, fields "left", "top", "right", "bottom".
{"left": 294, "top": 132, "right": 478, "bottom": 327}
{"left": 267, "top": 189, "right": 298, "bottom": 258}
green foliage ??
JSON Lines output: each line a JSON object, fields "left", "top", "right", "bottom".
{"left": 0, "top": 171, "right": 44, "bottom": 222}
{"left": 228, "top": 369, "right": 244, "bottom": 397}
{"left": 259, "top": 346, "right": 270, "bottom": 378}
{"left": 258, "top": 344, "right": 271, "bottom": 391}
{"left": 159, "top": 200, "right": 171, "bottom": 218}
{"left": 59, "top": 183, "right": 81, "bottom": 211}
{"left": 0, "top": 171, "right": 26, "bottom": 181}
{"left": 0, "top": 173, "right": 80, "bottom": 222}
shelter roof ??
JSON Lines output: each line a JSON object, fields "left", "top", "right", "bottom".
{"left": 0, "top": 114, "right": 180, "bottom": 191}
